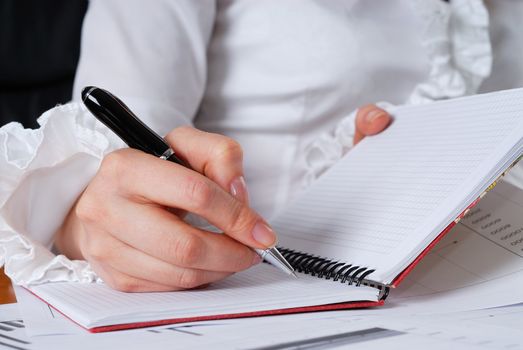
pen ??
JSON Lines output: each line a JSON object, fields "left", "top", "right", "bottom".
{"left": 81, "top": 86, "right": 297, "bottom": 278}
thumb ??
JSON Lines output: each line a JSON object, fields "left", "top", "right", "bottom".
{"left": 353, "top": 104, "right": 392, "bottom": 145}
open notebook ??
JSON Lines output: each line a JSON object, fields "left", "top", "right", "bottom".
{"left": 27, "top": 88, "right": 523, "bottom": 332}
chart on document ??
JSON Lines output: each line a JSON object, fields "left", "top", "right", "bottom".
{"left": 0, "top": 310, "right": 32, "bottom": 350}
{"left": 393, "top": 180, "right": 523, "bottom": 298}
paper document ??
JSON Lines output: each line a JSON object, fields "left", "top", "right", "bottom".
{"left": 364, "top": 181, "right": 523, "bottom": 313}
{"left": 4, "top": 300, "right": 523, "bottom": 350}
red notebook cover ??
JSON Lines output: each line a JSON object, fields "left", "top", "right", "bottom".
{"left": 90, "top": 300, "right": 384, "bottom": 333}
{"left": 25, "top": 286, "right": 383, "bottom": 333}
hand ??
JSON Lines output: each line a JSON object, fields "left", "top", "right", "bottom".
{"left": 353, "top": 104, "right": 392, "bottom": 145}
{"left": 55, "top": 127, "right": 275, "bottom": 292}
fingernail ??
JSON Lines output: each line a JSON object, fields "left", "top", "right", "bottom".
{"left": 366, "top": 109, "right": 387, "bottom": 123}
{"left": 230, "top": 176, "right": 249, "bottom": 204}
{"left": 251, "top": 221, "right": 277, "bottom": 248}
{"left": 252, "top": 253, "right": 263, "bottom": 265}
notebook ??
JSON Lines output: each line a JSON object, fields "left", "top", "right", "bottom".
{"left": 27, "top": 88, "right": 523, "bottom": 332}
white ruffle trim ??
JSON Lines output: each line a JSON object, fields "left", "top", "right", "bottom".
{"left": 408, "top": 0, "right": 492, "bottom": 103}
{"left": 303, "top": 0, "right": 492, "bottom": 185}
{"left": 0, "top": 102, "right": 124, "bottom": 285}
{"left": 0, "top": 230, "right": 100, "bottom": 286}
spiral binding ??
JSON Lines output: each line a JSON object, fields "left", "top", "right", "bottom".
{"left": 278, "top": 247, "right": 390, "bottom": 300}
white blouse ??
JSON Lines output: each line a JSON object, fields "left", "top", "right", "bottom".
{"left": 0, "top": 0, "right": 521, "bottom": 285}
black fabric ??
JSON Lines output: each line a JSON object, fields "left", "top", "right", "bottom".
{"left": 0, "top": 0, "right": 88, "bottom": 128}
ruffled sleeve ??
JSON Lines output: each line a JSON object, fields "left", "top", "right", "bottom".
{"left": 0, "top": 102, "right": 124, "bottom": 285}
{"left": 303, "top": 0, "right": 492, "bottom": 186}
{"left": 1, "top": 0, "right": 216, "bottom": 286}
{"left": 407, "top": 0, "right": 492, "bottom": 103}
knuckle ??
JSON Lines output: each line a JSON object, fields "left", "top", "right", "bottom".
{"left": 99, "top": 150, "right": 131, "bottom": 181}
{"left": 83, "top": 235, "right": 109, "bottom": 262}
{"left": 112, "top": 277, "right": 140, "bottom": 293}
{"left": 165, "top": 126, "right": 193, "bottom": 147}
{"left": 213, "top": 138, "right": 243, "bottom": 162}
{"left": 168, "top": 125, "right": 191, "bottom": 139}
{"left": 184, "top": 177, "right": 216, "bottom": 210}
{"left": 75, "top": 193, "right": 107, "bottom": 224}
{"left": 171, "top": 235, "right": 204, "bottom": 267}
{"left": 178, "top": 270, "right": 204, "bottom": 289}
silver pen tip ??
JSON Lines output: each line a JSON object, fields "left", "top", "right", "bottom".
{"left": 260, "top": 247, "right": 297, "bottom": 278}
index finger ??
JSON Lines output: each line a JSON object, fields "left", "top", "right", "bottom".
{"left": 110, "top": 149, "right": 277, "bottom": 249}
{"left": 165, "top": 126, "right": 249, "bottom": 204}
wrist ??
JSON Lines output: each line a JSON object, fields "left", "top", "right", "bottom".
{"left": 54, "top": 203, "right": 86, "bottom": 260}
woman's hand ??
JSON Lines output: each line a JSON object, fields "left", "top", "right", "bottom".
{"left": 353, "top": 104, "right": 392, "bottom": 145}
{"left": 55, "top": 126, "right": 274, "bottom": 292}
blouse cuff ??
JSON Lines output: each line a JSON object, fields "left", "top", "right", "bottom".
{"left": 0, "top": 102, "right": 123, "bottom": 285}
{"left": 0, "top": 100, "right": 189, "bottom": 286}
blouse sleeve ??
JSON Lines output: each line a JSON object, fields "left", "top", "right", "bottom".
{"left": 73, "top": 0, "right": 216, "bottom": 136}
{"left": 0, "top": 0, "right": 216, "bottom": 286}
{"left": 303, "top": 0, "right": 492, "bottom": 187}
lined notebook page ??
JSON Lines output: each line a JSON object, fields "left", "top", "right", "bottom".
{"left": 272, "top": 88, "right": 523, "bottom": 284}
{"left": 29, "top": 264, "right": 378, "bottom": 329}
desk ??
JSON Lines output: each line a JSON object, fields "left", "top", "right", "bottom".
{"left": 0, "top": 268, "right": 16, "bottom": 304}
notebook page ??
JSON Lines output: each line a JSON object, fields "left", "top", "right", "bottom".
{"left": 28, "top": 263, "right": 378, "bottom": 329}
{"left": 272, "top": 88, "right": 523, "bottom": 284}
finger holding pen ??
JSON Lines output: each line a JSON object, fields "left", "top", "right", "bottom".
{"left": 99, "top": 146, "right": 278, "bottom": 257}
{"left": 81, "top": 86, "right": 294, "bottom": 275}
{"left": 165, "top": 127, "right": 281, "bottom": 251}
{"left": 164, "top": 126, "right": 295, "bottom": 277}
{"left": 58, "top": 146, "right": 265, "bottom": 292}
{"left": 54, "top": 87, "right": 293, "bottom": 292}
